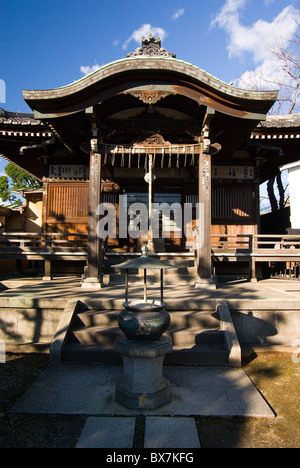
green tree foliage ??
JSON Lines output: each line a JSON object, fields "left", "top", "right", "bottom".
{"left": 0, "top": 163, "right": 42, "bottom": 205}
{"left": 0, "top": 175, "right": 10, "bottom": 203}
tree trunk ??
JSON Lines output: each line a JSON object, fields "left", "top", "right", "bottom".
{"left": 276, "top": 172, "right": 285, "bottom": 210}
{"left": 267, "top": 177, "right": 278, "bottom": 212}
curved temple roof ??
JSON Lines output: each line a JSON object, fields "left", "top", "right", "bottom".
{"left": 18, "top": 39, "right": 281, "bottom": 178}
{"left": 1, "top": 38, "right": 286, "bottom": 180}
{"left": 23, "top": 56, "right": 278, "bottom": 120}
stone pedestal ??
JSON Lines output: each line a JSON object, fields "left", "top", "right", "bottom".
{"left": 114, "top": 335, "right": 173, "bottom": 410}
{"left": 194, "top": 278, "right": 216, "bottom": 290}
{"left": 81, "top": 277, "right": 102, "bottom": 289}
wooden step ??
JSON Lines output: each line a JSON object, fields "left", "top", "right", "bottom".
{"left": 104, "top": 272, "right": 197, "bottom": 285}
{"left": 104, "top": 257, "right": 195, "bottom": 271}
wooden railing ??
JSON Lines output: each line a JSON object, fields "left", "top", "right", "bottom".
{"left": 2, "top": 232, "right": 298, "bottom": 258}
{"left": 0, "top": 232, "right": 88, "bottom": 279}
{"left": 212, "top": 234, "right": 300, "bottom": 257}
{"left": 0, "top": 232, "right": 88, "bottom": 253}
{"left": 212, "top": 234, "right": 300, "bottom": 280}
{"left": 0, "top": 232, "right": 299, "bottom": 280}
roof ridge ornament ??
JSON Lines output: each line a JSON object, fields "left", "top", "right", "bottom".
{"left": 126, "top": 34, "right": 176, "bottom": 58}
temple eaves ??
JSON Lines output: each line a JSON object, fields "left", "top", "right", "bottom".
{"left": 126, "top": 34, "right": 176, "bottom": 58}
{"left": 22, "top": 34, "right": 278, "bottom": 122}
{"left": 23, "top": 58, "right": 278, "bottom": 118}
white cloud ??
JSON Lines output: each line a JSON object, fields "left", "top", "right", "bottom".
{"left": 211, "top": 1, "right": 300, "bottom": 89}
{"left": 122, "top": 24, "right": 167, "bottom": 50}
{"left": 211, "top": 0, "right": 247, "bottom": 31}
{"left": 171, "top": 8, "right": 185, "bottom": 20}
{"left": 80, "top": 63, "right": 101, "bottom": 76}
{"left": 212, "top": 2, "right": 297, "bottom": 62}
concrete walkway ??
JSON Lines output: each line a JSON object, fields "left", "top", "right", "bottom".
{"left": 1, "top": 275, "right": 300, "bottom": 305}
{"left": 11, "top": 363, "right": 274, "bottom": 448}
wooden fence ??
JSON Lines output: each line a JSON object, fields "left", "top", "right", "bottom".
{"left": 0, "top": 232, "right": 299, "bottom": 280}
{"left": 212, "top": 234, "right": 300, "bottom": 280}
{"left": 0, "top": 232, "right": 88, "bottom": 279}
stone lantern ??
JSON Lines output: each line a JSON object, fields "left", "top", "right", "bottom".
{"left": 113, "top": 245, "right": 174, "bottom": 409}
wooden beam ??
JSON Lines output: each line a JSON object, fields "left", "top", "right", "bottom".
{"left": 195, "top": 112, "right": 216, "bottom": 289}
{"left": 196, "top": 146, "right": 214, "bottom": 287}
{"left": 82, "top": 149, "right": 103, "bottom": 288}
{"left": 202, "top": 107, "right": 215, "bottom": 128}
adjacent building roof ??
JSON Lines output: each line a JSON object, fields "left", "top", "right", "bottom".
{"left": 0, "top": 108, "right": 43, "bottom": 126}
{"left": 0, "top": 108, "right": 53, "bottom": 179}
{"left": 259, "top": 113, "right": 300, "bottom": 129}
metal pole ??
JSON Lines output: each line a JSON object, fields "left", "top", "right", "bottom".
{"left": 125, "top": 269, "right": 129, "bottom": 304}
{"left": 160, "top": 269, "right": 164, "bottom": 305}
{"left": 148, "top": 154, "right": 154, "bottom": 253}
{"left": 144, "top": 269, "right": 147, "bottom": 302}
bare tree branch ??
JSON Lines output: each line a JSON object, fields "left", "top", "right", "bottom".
{"left": 240, "top": 4, "right": 300, "bottom": 115}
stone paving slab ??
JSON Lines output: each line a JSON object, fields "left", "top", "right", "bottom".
{"left": 144, "top": 417, "right": 201, "bottom": 449}
{"left": 11, "top": 365, "right": 275, "bottom": 418}
{"left": 76, "top": 417, "right": 136, "bottom": 448}
{"left": 76, "top": 416, "right": 201, "bottom": 449}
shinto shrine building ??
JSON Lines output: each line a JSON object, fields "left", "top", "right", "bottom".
{"left": 1, "top": 36, "right": 300, "bottom": 287}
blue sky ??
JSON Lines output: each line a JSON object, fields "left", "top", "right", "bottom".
{"left": 0, "top": 0, "right": 299, "bottom": 180}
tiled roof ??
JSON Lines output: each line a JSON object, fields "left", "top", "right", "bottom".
{"left": 251, "top": 113, "right": 300, "bottom": 141}
{"left": 258, "top": 113, "right": 300, "bottom": 128}
{"left": 0, "top": 108, "right": 42, "bottom": 126}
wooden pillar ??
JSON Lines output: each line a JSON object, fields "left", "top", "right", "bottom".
{"left": 82, "top": 147, "right": 103, "bottom": 289}
{"left": 249, "top": 235, "right": 257, "bottom": 283}
{"left": 195, "top": 131, "right": 215, "bottom": 289}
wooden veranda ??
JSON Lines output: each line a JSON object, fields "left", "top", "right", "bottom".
{"left": 0, "top": 231, "right": 299, "bottom": 282}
